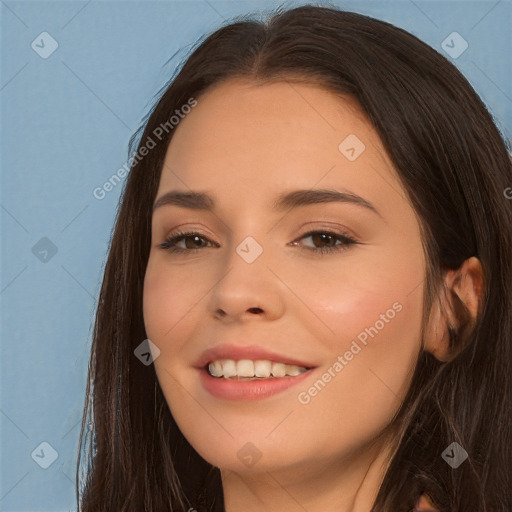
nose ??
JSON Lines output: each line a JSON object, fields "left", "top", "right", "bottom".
{"left": 215, "top": 306, "right": 264, "bottom": 319}
{"left": 207, "top": 239, "right": 285, "bottom": 322}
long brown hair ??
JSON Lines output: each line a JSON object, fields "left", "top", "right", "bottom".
{"left": 76, "top": 5, "right": 512, "bottom": 511}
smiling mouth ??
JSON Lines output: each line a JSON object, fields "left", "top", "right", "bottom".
{"left": 205, "top": 359, "right": 313, "bottom": 379}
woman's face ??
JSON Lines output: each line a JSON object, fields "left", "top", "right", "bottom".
{"left": 143, "top": 78, "right": 427, "bottom": 476}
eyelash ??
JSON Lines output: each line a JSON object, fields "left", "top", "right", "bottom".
{"left": 158, "top": 229, "right": 357, "bottom": 255}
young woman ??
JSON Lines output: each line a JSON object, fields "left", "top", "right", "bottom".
{"left": 76, "top": 5, "right": 512, "bottom": 511}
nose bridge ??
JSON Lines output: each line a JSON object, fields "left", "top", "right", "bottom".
{"left": 233, "top": 234, "right": 266, "bottom": 266}
{"left": 221, "top": 211, "right": 268, "bottom": 267}
{"left": 207, "top": 230, "right": 281, "bottom": 319}
{"left": 220, "top": 232, "right": 267, "bottom": 288}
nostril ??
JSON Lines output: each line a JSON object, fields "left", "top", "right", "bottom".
{"left": 248, "top": 307, "right": 263, "bottom": 314}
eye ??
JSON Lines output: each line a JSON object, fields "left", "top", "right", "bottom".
{"left": 158, "top": 229, "right": 357, "bottom": 255}
{"left": 158, "top": 231, "right": 218, "bottom": 253}
{"left": 291, "top": 230, "right": 357, "bottom": 254}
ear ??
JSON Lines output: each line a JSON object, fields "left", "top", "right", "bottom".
{"left": 424, "top": 256, "right": 485, "bottom": 362}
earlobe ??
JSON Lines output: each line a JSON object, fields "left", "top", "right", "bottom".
{"left": 424, "top": 256, "right": 485, "bottom": 362}
{"left": 424, "top": 291, "right": 453, "bottom": 362}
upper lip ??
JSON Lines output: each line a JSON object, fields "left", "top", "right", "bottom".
{"left": 195, "top": 344, "right": 317, "bottom": 369}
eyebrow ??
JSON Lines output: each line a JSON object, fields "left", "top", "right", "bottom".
{"left": 153, "top": 188, "right": 380, "bottom": 216}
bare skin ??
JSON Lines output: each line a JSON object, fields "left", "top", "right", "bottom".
{"left": 142, "top": 78, "right": 482, "bottom": 511}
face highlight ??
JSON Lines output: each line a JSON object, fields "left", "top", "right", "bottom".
{"left": 142, "top": 78, "right": 427, "bottom": 492}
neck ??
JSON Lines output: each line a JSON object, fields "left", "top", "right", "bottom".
{"left": 220, "top": 433, "right": 395, "bottom": 512}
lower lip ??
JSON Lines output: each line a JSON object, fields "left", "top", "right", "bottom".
{"left": 199, "top": 367, "right": 315, "bottom": 401}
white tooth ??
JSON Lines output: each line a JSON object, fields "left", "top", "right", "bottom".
{"left": 208, "top": 361, "right": 223, "bottom": 377}
{"left": 254, "top": 360, "right": 272, "bottom": 378}
{"left": 271, "top": 362, "right": 287, "bottom": 377}
{"left": 221, "top": 359, "right": 237, "bottom": 378}
{"left": 237, "top": 359, "right": 255, "bottom": 377}
{"left": 209, "top": 358, "right": 307, "bottom": 378}
{"left": 285, "top": 364, "right": 302, "bottom": 376}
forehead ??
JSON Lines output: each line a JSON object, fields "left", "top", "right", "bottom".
{"left": 158, "top": 78, "right": 407, "bottom": 217}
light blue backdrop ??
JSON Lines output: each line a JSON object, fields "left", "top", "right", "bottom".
{"left": 1, "top": 0, "right": 511, "bottom": 510}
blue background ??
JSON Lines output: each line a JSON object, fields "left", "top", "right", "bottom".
{"left": 1, "top": 0, "right": 511, "bottom": 510}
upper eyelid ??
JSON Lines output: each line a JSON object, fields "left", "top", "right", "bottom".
{"left": 159, "top": 216, "right": 360, "bottom": 239}
{"left": 164, "top": 228, "right": 355, "bottom": 239}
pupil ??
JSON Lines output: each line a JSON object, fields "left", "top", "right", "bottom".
{"left": 314, "top": 233, "right": 333, "bottom": 247}
{"left": 186, "top": 236, "right": 203, "bottom": 249}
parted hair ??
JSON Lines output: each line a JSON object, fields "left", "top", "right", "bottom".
{"left": 77, "top": 5, "right": 512, "bottom": 511}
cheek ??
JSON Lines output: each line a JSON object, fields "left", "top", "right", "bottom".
{"left": 143, "top": 256, "right": 204, "bottom": 345}
{"left": 142, "top": 259, "right": 203, "bottom": 423}
{"left": 309, "top": 271, "right": 424, "bottom": 355}
{"left": 284, "top": 281, "right": 423, "bottom": 461}
{"left": 142, "top": 254, "right": 214, "bottom": 405}
{"left": 288, "top": 250, "right": 425, "bottom": 423}
{"left": 283, "top": 243, "right": 425, "bottom": 348}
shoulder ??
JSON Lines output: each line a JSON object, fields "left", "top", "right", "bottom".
{"left": 413, "top": 493, "right": 440, "bottom": 512}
